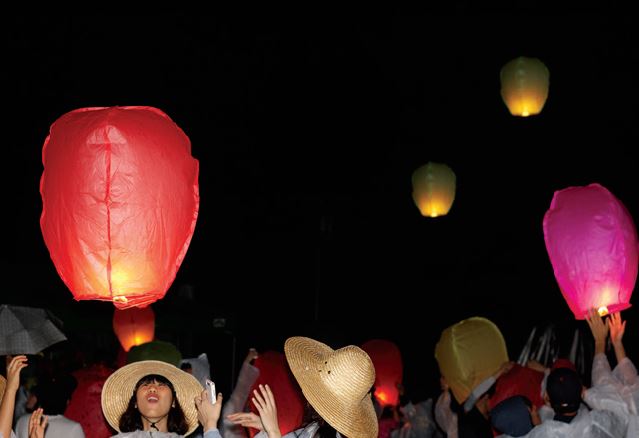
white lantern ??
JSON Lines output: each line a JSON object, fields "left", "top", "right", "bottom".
{"left": 411, "top": 162, "right": 456, "bottom": 217}
{"left": 500, "top": 56, "right": 549, "bottom": 117}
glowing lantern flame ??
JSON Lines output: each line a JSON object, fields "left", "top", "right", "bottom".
{"left": 500, "top": 56, "right": 549, "bottom": 117}
{"left": 411, "top": 162, "right": 456, "bottom": 218}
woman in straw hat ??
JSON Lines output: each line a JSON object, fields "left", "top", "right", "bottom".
{"left": 228, "top": 336, "right": 378, "bottom": 438}
{"left": 101, "top": 360, "right": 223, "bottom": 438}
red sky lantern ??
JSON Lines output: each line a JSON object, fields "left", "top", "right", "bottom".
{"left": 248, "top": 351, "right": 304, "bottom": 436}
{"left": 361, "top": 339, "right": 403, "bottom": 407}
{"left": 544, "top": 183, "right": 637, "bottom": 319}
{"left": 40, "top": 107, "right": 199, "bottom": 309}
{"left": 113, "top": 306, "right": 155, "bottom": 352}
{"left": 65, "top": 363, "right": 114, "bottom": 438}
{"left": 488, "top": 364, "right": 545, "bottom": 410}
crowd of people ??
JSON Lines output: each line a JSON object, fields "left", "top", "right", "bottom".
{"left": 1, "top": 308, "right": 638, "bottom": 437}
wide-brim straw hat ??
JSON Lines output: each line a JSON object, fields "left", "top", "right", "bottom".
{"left": 101, "top": 360, "right": 203, "bottom": 435}
{"left": 0, "top": 374, "right": 6, "bottom": 403}
{"left": 285, "top": 337, "right": 378, "bottom": 438}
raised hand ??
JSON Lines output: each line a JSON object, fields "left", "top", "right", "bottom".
{"left": 608, "top": 312, "right": 626, "bottom": 345}
{"left": 252, "top": 384, "right": 281, "bottom": 438}
{"left": 28, "top": 408, "right": 48, "bottom": 438}
{"left": 1, "top": 356, "right": 28, "bottom": 438}
{"left": 6, "top": 355, "right": 28, "bottom": 392}
{"left": 195, "top": 389, "right": 223, "bottom": 431}
{"left": 526, "top": 359, "right": 547, "bottom": 373}
{"left": 608, "top": 312, "right": 627, "bottom": 363}
{"left": 586, "top": 307, "right": 609, "bottom": 355}
{"left": 244, "top": 348, "right": 259, "bottom": 365}
{"left": 227, "top": 412, "right": 263, "bottom": 430}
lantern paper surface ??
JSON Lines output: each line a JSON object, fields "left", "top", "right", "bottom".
{"left": 488, "top": 364, "right": 545, "bottom": 410}
{"left": 40, "top": 106, "right": 199, "bottom": 309}
{"left": 411, "top": 162, "right": 456, "bottom": 217}
{"left": 65, "top": 363, "right": 114, "bottom": 438}
{"left": 113, "top": 306, "right": 155, "bottom": 352}
{"left": 248, "top": 351, "right": 304, "bottom": 436}
{"left": 434, "top": 317, "right": 508, "bottom": 404}
{"left": 361, "top": 339, "right": 403, "bottom": 407}
{"left": 543, "top": 183, "right": 637, "bottom": 319}
{"left": 500, "top": 56, "right": 549, "bottom": 117}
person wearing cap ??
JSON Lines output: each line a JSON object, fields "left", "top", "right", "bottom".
{"left": 227, "top": 337, "right": 378, "bottom": 438}
{"left": 490, "top": 395, "right": 539, "bottom": 438}
{"left": 101, "top": 360, "right": 224, "bottom": 438}
{"left": 529, "top": 357, "right": 592, "bottom": 423}
{"left": 524, "top": 366, "right": 628, "bottom": 437}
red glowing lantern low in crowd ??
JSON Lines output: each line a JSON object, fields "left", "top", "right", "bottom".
{"left": 248, "top": 351, "right": 304, "bottom": 436}
{"left": 65, "top": 363, "right": 114, "bottom": 438}
{"left": 488, "top": 364, "right": 545, "bottom": 410}
{"left": 113, "top": 306, "right": 155, "bottom": 352}
{"left": 543, "top": 183, "right": 638, "bottom": 319}
{"left": 361, "top": 339, "right": 403, "bottom": 407}
{"left": 40, "top": 106, "right": 199, "bottom": 309}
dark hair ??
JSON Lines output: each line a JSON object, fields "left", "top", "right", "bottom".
{"left": 119, "top": 374, "right": 188, "bottom": 434}
{"left": 32, "top": 375, "right": 77, "bottom": 415}
{"left": 490, "top": 396, "right": 534, "bottom": 437}
{"left": 546, "top": 368, "right": 582, "bottom": 414}
{"left": 295, "top": 401, "right": 341, "bottom": 438}
{"left": 180, "top": 362, "right": 192, "bottom": 371}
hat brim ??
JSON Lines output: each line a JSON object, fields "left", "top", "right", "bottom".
{"left": 285, "top": 337, "right": 378, "bottom": 438}
{"left": 0, "top": 375, "right": 6, "bottom": 403}
{"left": 101, "top": 360, "right": 203, "bottom": 435}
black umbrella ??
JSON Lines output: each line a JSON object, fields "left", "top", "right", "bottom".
{"left": 0, "top": 304, "right": 67, "bottom": 355}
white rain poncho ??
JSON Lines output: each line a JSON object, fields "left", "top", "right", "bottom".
{"left": 525, "top": 408, "right": 627, "bottom": 438}
{"left": 586, "top": 354, "right": 639, "bottom": 437}
{"left": 434, "top": 390, "right": 458, "bottom": 438}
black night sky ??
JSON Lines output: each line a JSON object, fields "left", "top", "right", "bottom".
{"left": 3, "top": 10, "right": 638, "bottom": 399}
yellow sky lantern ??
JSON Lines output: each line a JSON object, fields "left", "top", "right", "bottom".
{"left": 411, "top": 162, "right": 456, "bottom": 217}
{"left": 435, "top": 317, "right": 509, "bottom": 404}
{"left": 500, "top": 56, "right": 549, "bottom": 117}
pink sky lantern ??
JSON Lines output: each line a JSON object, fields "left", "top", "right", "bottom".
{"left": 361, "top": 339, "right": 403, "bottom": 407}
{"left": 543, "top": 183, "right": 638, "bottom": 319}
{"left": 40, "top": 106, "right": 199, "bottom": 309}
{"left": 113, "top": 306, "right": 155, "bottom": 352}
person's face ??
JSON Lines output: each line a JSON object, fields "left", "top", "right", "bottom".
{"left": 135, "top": 379, "right": 174, "bottom": 420}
